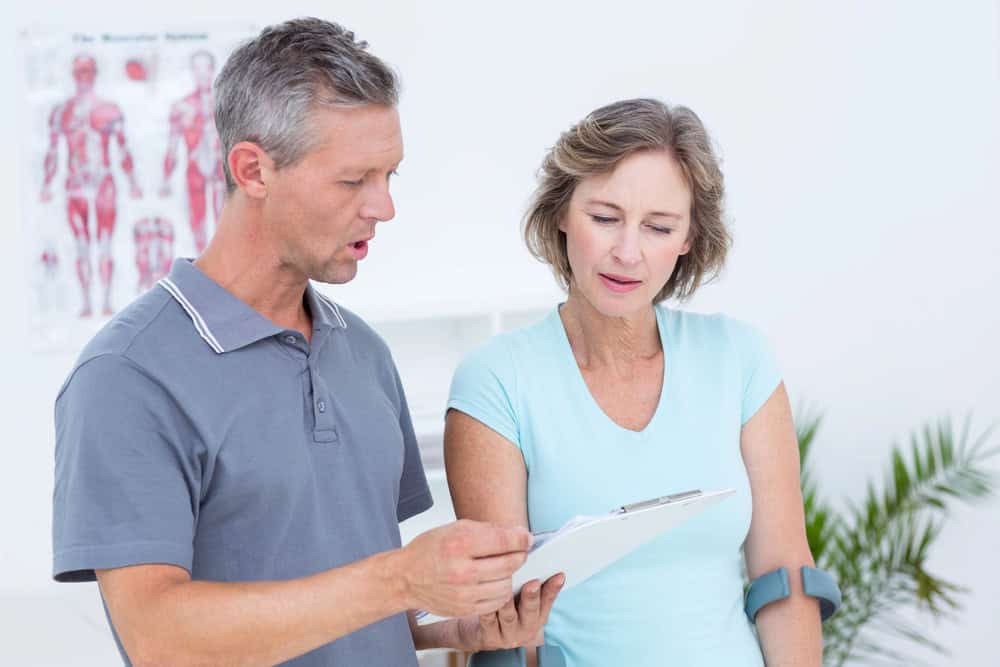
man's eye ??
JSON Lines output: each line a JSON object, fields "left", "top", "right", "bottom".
{"left": 340, "top": 179, "right": 363, "bottom": 187}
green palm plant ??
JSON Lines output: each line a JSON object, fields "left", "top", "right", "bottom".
{"left": 798, "top": 415, "right": 999, "bottom": 666}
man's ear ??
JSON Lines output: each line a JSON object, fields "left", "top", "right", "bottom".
{"left": 228, "top": 141, "right": 272, "bottom": 200}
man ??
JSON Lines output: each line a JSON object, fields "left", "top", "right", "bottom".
{"left": 53, "top": 18, "right": 561, "bottom": 666}
{"left": 159, "top": 50, "right": 226, "bottom": 254}
{"left": 40, "top": 53, "right": 143, "bottom": 317}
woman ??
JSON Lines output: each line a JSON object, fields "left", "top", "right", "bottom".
{"left": 444, "top": 99, "right": 821, "bottom": 666}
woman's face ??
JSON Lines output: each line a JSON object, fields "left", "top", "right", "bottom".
{"left": 560, "top": 150, "right": 693, "bottom": 319}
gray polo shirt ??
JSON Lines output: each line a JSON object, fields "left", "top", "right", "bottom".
{"left": 53, "top": 258, "right": 433, "bottom": 666}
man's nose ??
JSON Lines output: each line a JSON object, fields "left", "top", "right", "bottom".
{"left": 362, "top": 181, "right": 395, "bottom": 223}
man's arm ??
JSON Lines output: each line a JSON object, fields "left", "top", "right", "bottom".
{"left": 99, "top": 520, "right": 530, "bottom": 667}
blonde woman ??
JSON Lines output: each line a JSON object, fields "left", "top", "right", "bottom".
{"left": 445, "top": 99, "right": 822, "bottom": 666}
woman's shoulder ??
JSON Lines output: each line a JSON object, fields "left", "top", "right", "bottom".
{"left": 658, "top": 305, "right": 771, "bottom": 353}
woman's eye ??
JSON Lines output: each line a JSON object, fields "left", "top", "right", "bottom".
{"left": 341, "top": 179, "right": 364, "bottom": 187}
{"left": 649, "top": 226, "right": 672, "bottom": 234}
{"left": 590, "top": 215, "right": 617, "bottom": 224}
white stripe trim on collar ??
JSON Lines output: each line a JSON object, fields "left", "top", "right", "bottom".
{"left": 158, "top": 278, "right": 226, "bottom": 353}
{"left": 316, "top": 291, "right": 348, "bottom": 329}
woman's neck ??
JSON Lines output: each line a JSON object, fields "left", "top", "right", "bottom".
{"left": 560, "top": 289, "right": 661, "bottom": 371}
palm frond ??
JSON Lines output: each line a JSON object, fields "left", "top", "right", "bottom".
{"left": 793, "top": 414, "right": 999, "bottom": 667}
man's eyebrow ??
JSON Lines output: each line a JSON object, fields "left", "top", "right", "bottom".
{"left": 585, "top": 199, "right": 682, "bottom": 219}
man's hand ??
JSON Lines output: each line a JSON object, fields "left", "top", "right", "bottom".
{"left": 397, "top": 520, "right": 531, "bottom": 618}
{"left": 456, "top": 573, "right": 564, "bottom": 652}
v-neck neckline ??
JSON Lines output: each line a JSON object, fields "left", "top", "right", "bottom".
{"left": 551, "top": 304, "right": 672, "bottom": 438}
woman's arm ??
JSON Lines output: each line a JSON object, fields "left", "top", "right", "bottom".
{"left": 445, "top": 409, "right": 530, "bottom": 528}
{"left": 741, "top": 382, "right": 823, "bottom": 666}
{"left": 444, "top": 409, "right": 563, "bottom": 664}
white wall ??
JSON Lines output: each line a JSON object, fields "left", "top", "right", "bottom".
{"left": 2, "top": 1, "right": 998, "bottom": 665}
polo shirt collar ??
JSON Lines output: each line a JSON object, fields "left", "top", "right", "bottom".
{"left": 158, "top": 258, "right": 347, "bottom": 354}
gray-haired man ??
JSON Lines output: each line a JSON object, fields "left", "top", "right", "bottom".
{"left": 53, "top": 18, "right": 561, "bottom": 666}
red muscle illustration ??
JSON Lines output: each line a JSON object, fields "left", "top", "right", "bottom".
{"left": 40, "top": 54, "right": 143, "bottom": 318}
{"left": 133, "top": 216, "right": 175, "bottom": 292}
{"left": 160, "top": 50, "right": 224, "bottom": 254}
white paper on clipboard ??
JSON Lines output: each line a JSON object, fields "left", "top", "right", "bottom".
{"left": 415, "top": 488, "right": 734, "bottom": 625}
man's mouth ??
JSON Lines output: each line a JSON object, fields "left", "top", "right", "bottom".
{"left": 348, "top": 238, "right": 371, "bottom": 260}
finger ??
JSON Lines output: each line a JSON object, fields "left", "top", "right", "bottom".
{"left": 473, "top": 596, "right": 514, "bottom": 617}
{"left": 474, "top": 550, "right": 527, "bottom": 581}
{"left": 479, "top": 610, "right": 500, "bottom": 629}
{"left": 475, "top": 578, "right": 515, "bottom": 607}
{"left": 466, "top": 523, "right": 532, "bottom": 558}
{"left": 516, "top": 580, "right": 542, "bottom": 620}
{"left": 496, "top": 597, "right": 519, "bottom": 636}
{"left": 538, "top": 573, "right": 566, "bottom": 622}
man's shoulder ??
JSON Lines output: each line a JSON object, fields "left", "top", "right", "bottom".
{"left": 64, "top": 286, "right": 203, "bottom": 393}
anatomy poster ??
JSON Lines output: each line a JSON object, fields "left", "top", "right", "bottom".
{"left": 21, "top": 26, "right": 255, "bottom": 348}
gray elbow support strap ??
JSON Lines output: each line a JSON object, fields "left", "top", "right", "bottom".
{"left": 744, "top": 566, "right": 841, "bottom": 623}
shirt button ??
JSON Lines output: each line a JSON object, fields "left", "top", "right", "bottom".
{"left": 284, "top": 335, "right": 296, "bottom": 344}
{"left": 317, "top": 401, "right": 326, "bottom": 413}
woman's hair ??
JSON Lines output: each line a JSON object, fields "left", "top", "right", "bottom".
{"left": 523, "top": 98, "right": 730, "bottom": 302}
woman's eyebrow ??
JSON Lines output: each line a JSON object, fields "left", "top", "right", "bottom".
{"left": 585, "top": 198, "right": 682, "bottom": 219}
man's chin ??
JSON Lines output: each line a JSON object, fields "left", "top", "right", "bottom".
{"left": 311, "top": 261, "right": 358, "bottom": 286}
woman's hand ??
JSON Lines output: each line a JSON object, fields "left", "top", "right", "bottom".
{"left": 456, "top": 573, "right": 565, "bottom": 652}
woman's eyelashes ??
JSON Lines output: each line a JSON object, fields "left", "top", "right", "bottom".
{"left": 589, "top": 214, "right": 674, "bottom": 235}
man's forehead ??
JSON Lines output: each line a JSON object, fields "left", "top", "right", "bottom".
{"left": 309, "top": 105, "right": 403, "bottom": 165}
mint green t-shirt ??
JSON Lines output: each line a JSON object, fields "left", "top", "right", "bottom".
{"left": 447, "top": 305, "right": 781, "bottom": 666}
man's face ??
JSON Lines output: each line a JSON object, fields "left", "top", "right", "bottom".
{"left": 263, "top": 105, "right": 403, "bottom": 285}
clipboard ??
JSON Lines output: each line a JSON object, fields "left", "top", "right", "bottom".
{"left": 416, "top": 488, "right": 734, "bottom": 625}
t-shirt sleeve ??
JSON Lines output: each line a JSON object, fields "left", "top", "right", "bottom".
{"left": 732, "top": 320, "right": 783, "bottom": 425}
{"left": 389, "top": 362, "right": 434, "bottom": 523}
{"left": 52, "top": 354, "right": 202, "bottom": 582}
{"left": 447, "top": 338, "right": 520, "bottom": 448}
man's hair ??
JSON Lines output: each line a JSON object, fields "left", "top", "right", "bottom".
{"left": 523, "top": 98, "right": 730, "bottom": 303}
{"left": 214, "top": 17, "right": 400, "bottom": 191}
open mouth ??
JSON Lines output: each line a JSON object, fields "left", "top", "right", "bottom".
{"left": 599, "top": 273, "right": 642, "bottom": 293}
{"left": 348, "top": 239, "right": 370, "bottom": 260}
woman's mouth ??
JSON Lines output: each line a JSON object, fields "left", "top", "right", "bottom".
{"left": 599, "top": 273, "right": 642, "bottom": 293}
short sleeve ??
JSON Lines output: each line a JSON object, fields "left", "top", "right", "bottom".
{"left": 447, "top": 337, "right": 520, "bottom": 448}
{"left": 52, "top": 354, "right": 201, "bottom": 582}
{"left": 389, "top": 362, "right": 433, "bottom": 523}
{"left": 732, "top": 320, "right": 783, "bottom": 425}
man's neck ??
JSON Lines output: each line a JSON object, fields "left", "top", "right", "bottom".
{"left": 195, "top": 197, "right": 313, "bottom": 339}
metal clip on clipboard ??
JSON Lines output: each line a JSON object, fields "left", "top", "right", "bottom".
{"left": 618, "top": 489, "right": 702, "bottom": 514}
